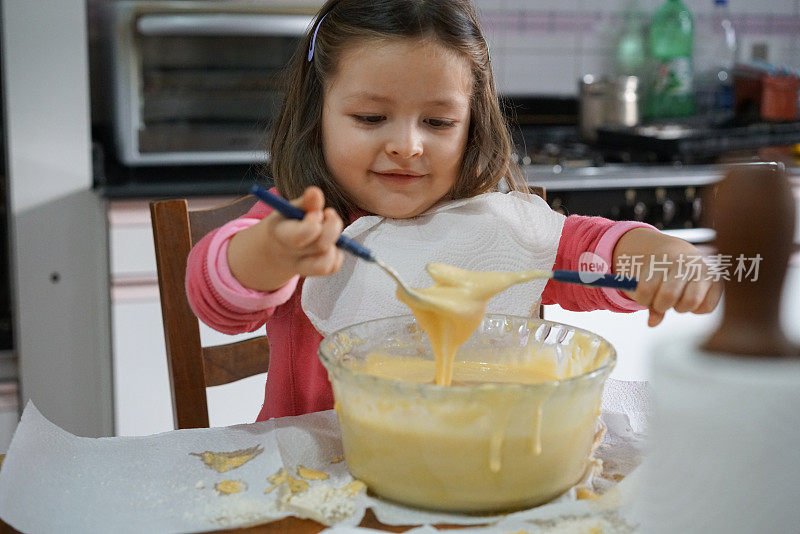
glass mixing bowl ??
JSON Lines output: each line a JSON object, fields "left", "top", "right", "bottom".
{"left": 318, "top": 314, "right": 616, "bottom": 513}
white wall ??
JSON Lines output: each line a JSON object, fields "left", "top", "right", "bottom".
{"left": 475, "top": 0, "right": 800, "bottom": 95}
{"left": 2, "top": 1, "right": 113, "bottom": 437}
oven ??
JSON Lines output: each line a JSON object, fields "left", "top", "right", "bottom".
{"left": 108, "top": 1, "right": 317, "bottom": 166}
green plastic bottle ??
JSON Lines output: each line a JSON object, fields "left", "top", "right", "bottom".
{"left": 647, "top": 0, "right": 694, "bottom": 118}
{"left": 616, "top": 1, "right": 647, "bottom": 78}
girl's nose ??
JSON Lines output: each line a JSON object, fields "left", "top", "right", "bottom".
{"left": 385, "top": 123, "right": 423, "bottom": 158}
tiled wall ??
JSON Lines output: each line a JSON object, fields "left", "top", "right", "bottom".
{"left": 476, "top": 0, "right": 800, "bottom": 95}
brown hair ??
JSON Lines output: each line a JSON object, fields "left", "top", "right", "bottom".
{"left": 267, "top": 0, "right": 525, "bottom": 218}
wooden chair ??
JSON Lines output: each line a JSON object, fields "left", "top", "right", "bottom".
{"left": 150, "top": 195, "right": 270, "bottom": 430}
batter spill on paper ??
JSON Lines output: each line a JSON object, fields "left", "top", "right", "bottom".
{"left": 189, "top": 444, "right": 263, "bottom": 473}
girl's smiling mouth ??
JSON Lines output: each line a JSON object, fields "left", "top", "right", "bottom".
{"left": 372, "top": 169, "right": 428, "bottom": 181}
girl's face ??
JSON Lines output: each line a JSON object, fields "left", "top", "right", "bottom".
{"left": 321, "top": 38, "right": 473, "bottom": 218}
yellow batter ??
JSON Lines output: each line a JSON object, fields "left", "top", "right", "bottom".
{"left": 334, "top": 363, "right": 606, "bottom": 511}
{"left": 265, "top": 467, "right": 310, "bottom": 494}
{"left": 329, "top": 263, "right": 613, "bottom": 512}
{"left": 215, "top": 480, "right": 246, "bottom": 495}
{"left": 190, "top": 445, "right": 263, "bottom": 473}
{"left": 396, "top": 263, "right": 548, "bottom": 386}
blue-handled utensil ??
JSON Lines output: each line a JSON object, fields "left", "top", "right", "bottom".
{"left": 249, "top": 185, "right": 429, "bottom": 305}
{"left": 249, "top": 186, "right": 375, "bottom": 260}
{"left": 249, "top": 186, "right": 638, "bottom": 293}
{"left": 508, "top": 268, "right": 637, "bottom": 291}
{"left": 551, "top": 269, "right": 637, "bottom": 291}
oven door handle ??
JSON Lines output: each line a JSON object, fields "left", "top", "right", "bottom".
{"left": 136, "top": 13, "right": 313, "bottom": 37}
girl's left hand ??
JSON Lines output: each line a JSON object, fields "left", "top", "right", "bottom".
{"left": 613, "top": 228, "right": 724, "bottom": 327}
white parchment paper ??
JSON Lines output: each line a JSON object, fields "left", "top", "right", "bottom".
{"left": 0, "top": 379, "right": 649, "bottom": 533}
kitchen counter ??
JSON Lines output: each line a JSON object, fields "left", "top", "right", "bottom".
{"left": 523, "top": 163, "right": 800, "bottom": 246}
{"left": 524, "top": 163, "right": 726, "bottom": 191}
{"left": 525, "top": 162, "right": 800, "bottom": 190}
{"left": 96, "top": 169, "right": 270, "bottom": 199}
{"left": 92, "top": 141, "right": 272, "bottom": 198}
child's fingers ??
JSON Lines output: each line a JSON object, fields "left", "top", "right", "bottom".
{"left": 673, "top": 278, "right": 711, "bottom": 313}
{"left": 696, "top": 280, "right": 723, "bottom": 314}
{"left": 649, "top": 277, "right": 687, "bottom": 314}
{"left": 274, "top": 187, "right": 331, "bottom": 250}
{"left": 317, "top": 207, "right": 344, "bottom": 247}
{"left": 648, "top": 309, "right": 665, "bottom": 327}
{"left": 294, "top": 207, "right": 343, "bottom": 256}
{"left": 274, "top": 210, "right": 323, "bottom": 249}
{"left": 269, "top": 188, "right": 326, "bottom": 249}
{"left": 295, "top": 186, "right": 325, "bottom": 213}
{"left": 296, "top": 246, "right": 343, "bottom": 276}
{"left": 628, "top": 278, "right": 658, "bottom": 310}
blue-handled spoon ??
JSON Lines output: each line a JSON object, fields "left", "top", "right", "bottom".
{"left": 507, "top": 268, "right": 637, "bottom": 291}
{"left": 249, "top": 186, "right": 638, "bottom": 294}
{"left": 249, "top": 186, "right": 431, "bottom": 306}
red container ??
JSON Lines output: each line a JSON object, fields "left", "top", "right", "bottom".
{"left": 761, "top": 74, "right": 800, "bottom": 121}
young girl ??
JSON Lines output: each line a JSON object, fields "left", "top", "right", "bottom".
{"left": 186, "top": 0, "right": 722, "bottom": 421}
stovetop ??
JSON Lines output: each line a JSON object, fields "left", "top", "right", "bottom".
{"left": 503, "top": 95, "right": 800, "bottom": 173}
{"left": 498, "top": 97, "right": 799, "bottom": 237}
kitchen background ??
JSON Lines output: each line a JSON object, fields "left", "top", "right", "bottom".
{"left": 86, "top": 0, "right": 800, "bottom": 123}
{"left": 481, "top": 0, "right": 800, "bottom": 95}
{"left": 2, "top": 0, "right": 799, "bottom": 448}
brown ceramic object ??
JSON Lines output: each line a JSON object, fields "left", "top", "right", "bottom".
{"left": 701, "top": 163, "right": 800, "bottom": 358}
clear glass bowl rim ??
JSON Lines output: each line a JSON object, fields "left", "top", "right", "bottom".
{"left": 318, "top": 313, "right": 617, "bottom": 396}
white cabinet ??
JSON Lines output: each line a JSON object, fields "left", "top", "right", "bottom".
{"left": 109, "top": 199, "right": 266, "bottom": 436}
{"left": 5, "top": 0, "right": 113, "bottom": 438}
{"left": 111, "top": 296, "right": 267, "bottom": 436}
{"left": 111, "top": 298, "right": 172, "bottom": 436}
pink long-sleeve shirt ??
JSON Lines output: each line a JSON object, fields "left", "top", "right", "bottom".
{"left": 186, "top": 191, "right": 651, "bottom": 421}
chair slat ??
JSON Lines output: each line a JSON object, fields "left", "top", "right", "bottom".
{"left": 189, "top": 196, "right": 258, "bottom": 245}
{"left": 203, "top": 337, "right": 270, "bottom": 387}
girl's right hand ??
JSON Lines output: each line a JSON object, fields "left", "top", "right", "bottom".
{"left": 227, "top": 186, "right": 345, "bottom": 292}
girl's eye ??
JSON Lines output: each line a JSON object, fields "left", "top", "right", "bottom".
{"left": 352, "top": 115, "right": 455, "bottom": 128}
{"left": 425, "top": 118, "right": 456, "bottom": 129}
{"left": 353, "top": 115, "right": 385, "bottom": 124}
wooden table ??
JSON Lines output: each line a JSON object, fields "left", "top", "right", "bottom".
{"left": 0, "top": 454, "right": 470, "bottom": 533}
{"left": 0, "top": 511, "right": 412, "bottom": 534}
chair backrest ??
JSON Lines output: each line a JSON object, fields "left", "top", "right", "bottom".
{"left": 150, "top": 195, "right": 269, "bottom": 430}
{"left": 528, "top": 185, "right": 545, "bottom": 202}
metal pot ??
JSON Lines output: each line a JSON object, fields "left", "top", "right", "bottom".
{"left": 579, "top": 75, "right": 641, "bottom": 141}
